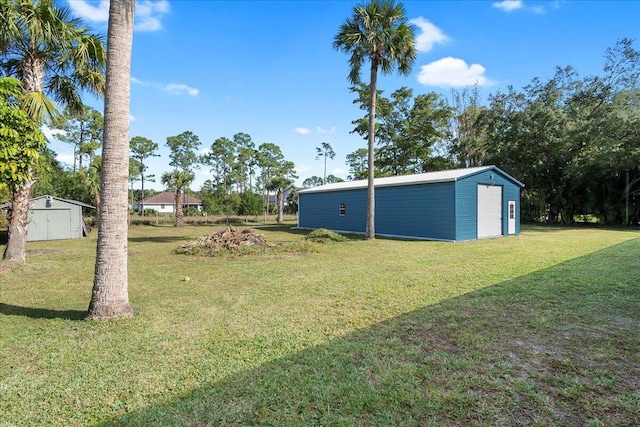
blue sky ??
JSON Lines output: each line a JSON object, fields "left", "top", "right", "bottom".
{"left": 46, "top": 0, "right": 640, "bottom": 190}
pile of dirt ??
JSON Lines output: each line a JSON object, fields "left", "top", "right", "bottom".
{"left": 179, "top": 226, "right": 275, "bottom": 254}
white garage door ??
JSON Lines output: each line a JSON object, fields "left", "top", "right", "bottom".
{"left": 477, "top": 185, "right": 502, "bottom": 239}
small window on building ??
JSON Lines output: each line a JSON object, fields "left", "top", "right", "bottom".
{"left": 160, "top": 204, "right": 165, "bottom": 209}
{"left": 509, "top": 203, "right": 515, "bottom": 219}
{"left": 339, "top": 202, "right": 346, "bottom": 216}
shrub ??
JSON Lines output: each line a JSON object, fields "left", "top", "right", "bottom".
{"left": 304, "top": 228, "right": 348, "bottom": 243}
{"left": 183, "top": 206, "right": 201, "bottom": 217}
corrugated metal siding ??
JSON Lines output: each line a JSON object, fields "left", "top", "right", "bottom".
{"left": 454, "top": 169, "right": 521, "bottom": 240}
{"left": 298, "top": 182, "right": 456, "bottom": 240}
{"left": 298, "top": 189, "right": 368, "bottom": 233}
{"left": 376, "top": 182, "right": 456, "bottom": 239}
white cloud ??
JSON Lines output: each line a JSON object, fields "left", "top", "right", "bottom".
{"left": 132, "top": 76, "right": 198, "bottom": 97}
{"left": 66, "top": 0, "right": 170, "bottom": 32}
{"left": 410, "top": 17, "right": 449, "bottom": 52}
{"left": 317, "top": 126, "right": 336, "bottom": 135}
{"left": 165, "top": 83, "right": 199, "bottom": 97}
{"left": 295, "top": 126, "right": 336, "bottom": 135}
{"left": 67, "top": 0, "right": 110, "bottom": 22}
{"left": 41, "top": 125, "right": 65, "bottom": 141}
{"left": 200, "top": 148, "right": 212, "bottom": 155}
{"left": 135, "top": 0, "right": 170, "bottom": 32}
{"left": 417, "top": 57, "right": 494, "bottom": 87}
{"left": 493, "top": 0, "right": 558, "bottom": 14}
{"left": 492, "top": 0, "right": 523, "bottom": 12}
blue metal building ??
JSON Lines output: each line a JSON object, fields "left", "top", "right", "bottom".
{"left": 297, "top": 166, "right": 524, "bottom": 241}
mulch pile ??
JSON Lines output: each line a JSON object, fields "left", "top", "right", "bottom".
{"left": 180, "top": 226, "right": 275, "bottom": 252}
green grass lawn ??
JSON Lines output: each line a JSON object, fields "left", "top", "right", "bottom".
{"left": 1, "top": 224, "right": 639, "bottom": 426}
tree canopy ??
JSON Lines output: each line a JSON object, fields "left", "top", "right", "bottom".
{"left": 479, "top": 39, "right": 640, "bottom": 224}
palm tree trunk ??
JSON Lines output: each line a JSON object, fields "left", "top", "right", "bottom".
{"left": 22, "top": 54, "right": 43, "bottom": 93}
{"left": 88, "top": 0, "right": 135, "bottom": 320}
{"left": 366, "top": 60, "right": 378, "bottom": 240}
{"left": 130, "top": 179, "right": 134, "bottom": 212}
{"left": 277, "top": 189, "right": 284, "bottom": 223}
{"left": 140, "top": 173, "right": 145, "bottom": 216}
{"left": 175, "top": 190, "right": 184, "bottom": 227}
{"left": 263, "top": 187, "right": 268, "bottom": 222}
{"left": 2, "top": 54, "right": 45, "bottom": 262}
{"left": 2, "top": 177, "right": 34, "bottom": 262}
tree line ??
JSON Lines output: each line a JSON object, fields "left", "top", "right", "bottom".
{"left": 131, "top": 130, "right": 298, "bottom": 225}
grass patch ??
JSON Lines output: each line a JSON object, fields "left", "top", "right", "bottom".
{"left": 0, "top": 223, "right": 639, "bottom": 425}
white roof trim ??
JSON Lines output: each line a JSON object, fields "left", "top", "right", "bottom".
{"left": 299, "top": 166, "right": 520, "bottom": 194}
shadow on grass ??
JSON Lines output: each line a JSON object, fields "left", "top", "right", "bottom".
{"left": 0, "top": 230, "right": 7, "bottom": 245}
{"left": 0, "top": 303, "right": 85, "bottom": 320}
{"left": 253, "top": 223, "right": 305, "bottom": 234}
{"left": 97, "top": 239, "right": 640, "bottom": 426}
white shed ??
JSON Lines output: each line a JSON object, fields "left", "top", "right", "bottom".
{"left": 26, "top": 195, "right": 94, "bottom": 241}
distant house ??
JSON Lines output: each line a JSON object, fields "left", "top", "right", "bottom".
{"left": 1, "top": 195, "right": 95, "bottom": 241}
{"left": 135, "top": 192, "right": 201, "bottom": 213}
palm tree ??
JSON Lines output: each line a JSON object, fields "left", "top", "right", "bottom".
{"left": 333, "top": 0, "right": 416, "bottom": 240}
{"left": 87, "top": 0, "right": 134, "bottom": 320}
{"left": 315, "top": 142, "right": 336, "bottom": 184}
{"left": 161, "top": 169, "right": 195, "bottom": 227}
{"left": 0, "top": 0, "right": 106, "bottom": 262}
{"left": 267, "top": 176, "right": 295, "bottom": 224}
